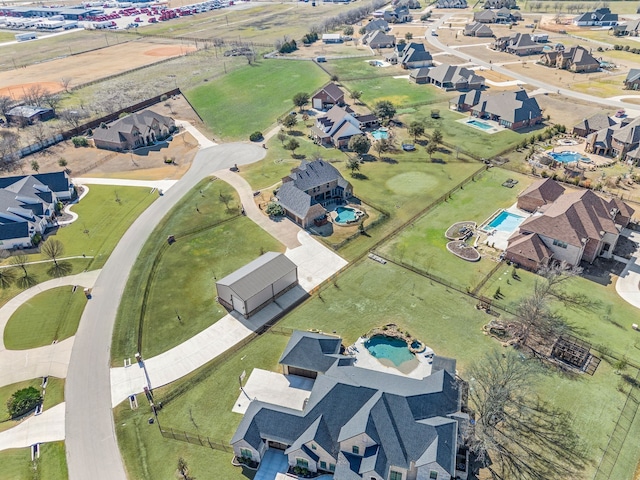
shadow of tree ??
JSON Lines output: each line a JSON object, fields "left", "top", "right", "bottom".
{"left": 17, "top": 273, "right": 38, "bottom": 289}
{"left": 351, "top": 173, "right": 368, "bottom": 180}
{"left": 47, "top": 261, "right": 73, "bottom": 278}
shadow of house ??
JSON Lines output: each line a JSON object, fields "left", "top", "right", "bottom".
{"left": 92, "top": 109, "right": 176, "bottom": 152}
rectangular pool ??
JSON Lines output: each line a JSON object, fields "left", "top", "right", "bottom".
{"left": 467, "top": 119, "right": 493, "bottom": 130}
{"left": 487, "top": 210, "right": 525, "bottom": 233}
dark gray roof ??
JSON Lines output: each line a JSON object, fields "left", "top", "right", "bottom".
{"left": 431, "top": 355, "right": 457, "bottom": 375}
{"left": 93, "top": 109, "right": 174, "bottom": 145}
{"left": 276, "top": 182, "right": 317, "bottom": 219}
{"left": 279, "top": 330, "right": 343, "bottom": 373}
{"left": 400, "top": 43, "right": 433, "bottom": 64}
{"left": 233, "top": 331, "right": 462, "bottom": 479}
{"left": 287, "top": 159, "right": 349, "bottom": 192}
{"left": 314, "top": 83, "right": 345, "bottom": 102}
{"left": 475, "top": 89, "right": 542, "bottom": 123}
{"left": 573, "top": 113, "right": 615, "bottom": 133}
{"left": 6, "top": 106, "right": 53, "bottom": 119}
{"left": 364, "top": 18, "right": 389, "bottom": 32}
{"left": 613, "top": 117, "right": 640, "bottom": 146}
{"left": 426, "top": 63, "right": 485, "bottom": 86}
{"left": 626, "top": 68, "right": 640, "bottom": 83}
{"left": 0, "top": 221, "right": 29, "bottom": 240}
{"left": 216, "top": 252, "right": 296, "bottom": 300}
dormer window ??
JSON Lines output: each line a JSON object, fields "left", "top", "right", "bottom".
{"left": 352, "top": 445, "right": 359, "bottom": 455}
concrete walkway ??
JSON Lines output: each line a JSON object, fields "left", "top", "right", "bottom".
{"left": 109, "top": 230, "right": 347, "bottom": 406}
{"left": 0, "top": 271, "right": 100, "bottom": 388}
{"left": 0, "top": 403, "right": 65, "bottom": 451}
{"left": 215, "top": 168, "right": 302, "bottom": 249}
{"left": 75, "top": 177, "right": 179, "bottom": 192}
{"left": 175, "top": 119, "right": 217, "bottom": 148}
{"left": 58, "top": 184, "right": 90, "bottom": 226}
{"left": 616, "top": 229, "right": 640, "bottom": 310}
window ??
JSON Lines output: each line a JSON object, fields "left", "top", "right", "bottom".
{"left": 552, "top": 239, "right": 568, "bottom": 249}
{"left": 296, "top": 458, "right": 309, "bottom": 468}
{"left": 311, "top": 444, "right": 316, "bottom": 450}
{"left": 320, "top": 461, "right": 327, "bottom": 470}
{"left": 240, "top": 449, "right": 252, "bottom": 459}
{"left": 430, "top": 472, "right": 438, "bottom": 480}
{"left": 352, "top": 445, "right": 360, "bottom": 455}
{"left": 390, "top": 471, "right": 403, "bottom": 480}
{"left": 329, "top": 463, "right": 336, "bottom": 472}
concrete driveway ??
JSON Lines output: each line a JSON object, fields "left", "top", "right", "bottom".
{"left": 616, "top": 229, "right": 640, "bottom": 311}
{"left": 0, "top": 403, "right": 65, "bottom": 450}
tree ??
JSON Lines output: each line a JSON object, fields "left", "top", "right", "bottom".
{"left": 6, "top": 387, "right": 42, "bottom": 418}
{"left": 30, "top": 160, "right": 40, "bottom": 173}
{"left": 373, "top": 100, "right": 396, "bottom": 121}
{"left": 0, "top": 96, "right": 13, "bottom": 117}
{"left": 0, "top": 266, "right": 16, "bottom": 289}
{"left": 176, "top": 457, "right": 195, "bottom": 480}
{"left": 60, "top": 77, "right": 72, "bottom": 93}
{"left": 348, "top": 134, "right": 371, "bottom": 158}
{"left": 405, "top": 32, "right": 413, "bottom": 40}
{"left": 42, "top": 93, "right": 62, "bottom": 113}
{"left": 346, "top": 157, "right": 360, "bottom": 176}
{"left": 292, "top": 92, "right": 310, "bottom": 111}
{"left": 331, "top": 74, "right": 339, "bottom": 82}
{"left": 373, "top": 137, "right": 392, "bottom": 159}
{"left": 407, "top": 121, "right": 425, "bottom": 142}
{"left": 265, "top": 202, "right": 285, "bottom": 216}
{"left": 350, "top": 90, "right": 363, "bottom": 104}
{"left": 430, "top": 128, "right": 443, "bottom": 146}
{"left": 41, "top": 239, "right": 65, "bottom": 267}
{"left": 284, "top": 138, "right": 300, "bottom": 156}
{"left": 343, "top": 25, "right": 354, "bottom": 36}
{"left": 425, "top": 142, "right": 437, "bottom": 160}
{"left": 359, "top": 26, "right": 367, "bottom": 35}
{"left": 58, "top": 158, "right": 68, "bottom": 168}
{"left": 282, "top": 114, "right": 298, "bottom": 132}
{"left": 276, "top": 130, "right": 287, "bottom": 145}
{"left": 469, "top": 350, "right": 585, "bottom": 480}
{"left": 219, "top": 191, "right": 233, "bottom": 211}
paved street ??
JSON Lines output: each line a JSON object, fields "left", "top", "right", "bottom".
{"left": 65, "top": 142, "right": 268, "bottom": 480}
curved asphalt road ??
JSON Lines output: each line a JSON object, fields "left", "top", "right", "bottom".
{"left": 428, "top": 13, "right": 640, "bottom": 111}
{"left": 65, "top": 143, "right": 267, "bottom": 480}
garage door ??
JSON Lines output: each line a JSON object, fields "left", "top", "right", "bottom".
{"left": 287, "top": 367, "right": 318, "bottom": 379}
{"left": 268, "top": 441, "right": 289, "bottom": 451}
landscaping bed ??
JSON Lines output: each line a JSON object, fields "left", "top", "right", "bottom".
{"left": 445, "top": 221, "right": 476, "bottom": 240}
{"left": 446, "top": 240, "right": 480, "bottom": 262}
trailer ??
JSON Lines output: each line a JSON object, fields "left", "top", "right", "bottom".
{"left": 15, "top": 32, "right": 37, "bottom": 41}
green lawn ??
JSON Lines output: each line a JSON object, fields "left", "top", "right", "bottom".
{"left": 403, "top": 102, "right": 535, "bottom": 159}
{"left": 4, "top": 286, "right": 87, "bottom": 350}
{"left": 378, "top": 169, "right": 534, "bottom": 291}
{"left": 0, "top": 442, "right": 68, "bottom": 480}
{"left": 322, "top": 56, "right": 396, "bottom": 81}
{"left": 43, "top": 185, "right": 157, "bottom": 269}
{"left": 112, "top": 179, "right": 279, "bottom": 363}
{"left": 343, "top": 76, "right": 452, "bottom": 108}
{"left": 141, "top": 216, "right": 284, "bottom": 358}
{"left": 185, "top": 60, "right": 328, "bottom": 141}
{"left": 0, "top": 377, "right": 64, "bottom": 432}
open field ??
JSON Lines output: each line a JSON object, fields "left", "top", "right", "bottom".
{"left": 185, "top": 59, "right": 327, "bottom": 141}
{"left": 378, "top": 168, "right": 534, "bottom": 291}
{"left": 321, "top": 56, "right": 401, "bottom": 81}
{"left": 112, "top": 179, "right": 243, "bottom": 364}
{"left": 344, "top": 74, "right": 454, "bottom": 107}
{"left": 3, "top": 286, "right": 87, "bottom": 350}
{"left": 0, "top": 31, "right": 15, "bottom": 43}
{"left": 142, "top": 216, "right": 284, "bottom": 358}
{"left": 0, "top": 378, "right": 65, "bottom": 432}
{"left": 0, "top": 442, "right": 68, "bottom": 480}
{"left": 0, "top": 38, "right": 196, "bottom": 97}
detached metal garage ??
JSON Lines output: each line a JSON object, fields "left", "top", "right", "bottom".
{"left": 215, "top": 252, "right": 298, "bottom": 318}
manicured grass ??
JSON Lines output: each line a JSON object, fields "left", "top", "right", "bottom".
{"left": 0, "top": 377, "right": 64, "bottom": 432}
{"left": 0, "top": 442, "right": 68, "bottom": 480}
{"left": 0, "top": 258, "right": 91, "bottom": 311}
{"left": 4, "top": 286, "right": 87, "bottom": 350}
{"left": 343, "top": 76, "right": 452, "bottom": 108}
{"left": 322, "top": 56, "right": 396, "bottom": 81}
{"left": 378, "top": 169, "right": 534, "bottom": 291}
{"left": 43, "top": 185, "right": 157, "bottom": 269}
{"left": 141, "top": 216, "right": 284, "bottom": 357}
{"left": 404, "top": 102, "right": 535, "bottom": 159}
{"left": 112, "top": 179, "right": 273, "bottom": 363}
{"left": 185, "top": 60, "right": 328, "bottom": 141}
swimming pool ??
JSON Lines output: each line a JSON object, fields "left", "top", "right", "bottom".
{"left": 335, "top": 206, "right": 358, "bottom": 224}
{"left": 487, "top": 210, "right": 525, "bottom": 233}
{"left": 371, "top": 129, "right": 389, "bottom": 140}
{"left": 548, "top": 151, "right": 589, "bottom": 163}
{"left": 365, "top": 336, "right": 414, "bottom": 367}
{"left": 466, "top": 119, "right": 493, "bottom": 130}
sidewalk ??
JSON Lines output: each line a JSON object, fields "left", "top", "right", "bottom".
{"left": 0, "top": 403, "right": 65, "bottom": 451}
{"left": 75, "top": 178, "right": 179, "bottom": 192}
{"left": 109, "top": 231, "right": 347, "bottom": 406}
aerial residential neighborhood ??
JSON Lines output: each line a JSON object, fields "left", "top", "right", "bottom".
{"left": 0, "top": 0, "right": 639, "bottom": 479}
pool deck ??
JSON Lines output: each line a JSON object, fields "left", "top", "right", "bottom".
{"left": 232, "top": 369, "right": 314, "bottom": 414}
{"left": 349, "top": 337, "right": 434, "bottom": 380}
{"left": 456, "top": 116, "right": 505, "bottom": 135}
{"left": 481, "top": 204, "right": 530, "bottom": 251}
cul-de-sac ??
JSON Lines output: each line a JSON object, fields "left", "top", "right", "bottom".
{"left": 0, "top": 0, "right": 639, "bottom": 479}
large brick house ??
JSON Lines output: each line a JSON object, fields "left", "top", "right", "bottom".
{"left": 469, "top": 90, "right": 543, "bottom": 130}
{"left": 492, "top": 33, "right": 544, "bottom": 56}
{"left": 311, "top": 83, "right": 345, "bottom": 111}
{"left": 539, "top": 46, "right": 600, "bottom": 73}
{"left": 572, "top": 113, "right": 615, "bottom": 137}
{"left": 92, "top": 109, "right": 176, "bottom": 152}
{"left": 585, "top": 117, "right": 640, "bottom": 164}
{"left": 505, "top": 179, "right": 634, "bottom": 269}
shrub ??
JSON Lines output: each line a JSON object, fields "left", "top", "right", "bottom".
{"left": 6, "top": 387, "right": 42, "bottom": 418}
{"left": 266, "top": 202, "right": 285, "bottom": 216}
{"left": 249, "top": 131, "right": 263, "bottom": 142}
{"left": 160, "top": 94, "right": 168, "bottom": 101}
{"left": 32, "top": 233, "right": 42, "bottom": 246}
{"left": 58, "top": 158, "right": 68, "bottom": 168}
{"left": 118, "top": 112, "right": 129, "bottom": 118}
{"left": 72, "top": 136, "right": 88, "bottom": 147}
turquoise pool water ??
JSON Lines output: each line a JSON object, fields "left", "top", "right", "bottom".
{"left": 365, "top": 336, "right": 414, "bottom": 367}
{"left": 371, "top": 129, "right": 389, "bottom": 140}
{"left": 487, "top": 211, "right": 525, "bottom": 233}
{"left": 335, "top": 206, "right": 357, "bottom": 224}
{"left": 467, "top": 119, "right": 493, "bottom": 130}
{"left": 548, "top": 151, "right": 589, "bottom": 163}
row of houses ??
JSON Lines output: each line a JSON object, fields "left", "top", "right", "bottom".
{"left": 473, "top": 7, "right": 521, "bottom": 24}
{"left": 505, "top": 178, "right": 633, "bottom": 269}
{"left": 0, "top": 171, "right": 74, "bottom": 249}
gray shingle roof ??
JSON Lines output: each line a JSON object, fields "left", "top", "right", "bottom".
{"left": 216, "top": 252, "right": 296, "bottom": 300}
{"left": 279, "top": 330, "right": 343, "bottom": 373}
{"left": 92, "top": 109, "right": 173, "bottom": 145}
{"left": 287, "top": 159, "right": 347, "bottom": 192}
{"left": 573, "top": 113, "right": 615, "bottom": 133}
{"left": 475, "top": 89, "right": 542, "bottom": 124}
{"left": 275, "top": 182, "right": 319, "bottom": 219}
{"left": 626, "top": 68, "right": 640, "bottom": 83}
{"left": 6, "top": 105, "right": 53, "bottom": 119}
{"left": 0, "top": 221, "right": 29, "bottom": 241}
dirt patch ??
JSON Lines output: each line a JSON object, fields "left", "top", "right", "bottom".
{"left": 144, "top": 45, "right": 197, "bottom": 57}
{"left": 0, "top": 81, "right": 61, "bottom": 98}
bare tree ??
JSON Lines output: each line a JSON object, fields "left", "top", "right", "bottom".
{"left": 41, "top": 239, "right": 65, "bottom": 266}
{"left": 31, "top": 120, "right": 49, "bottom": 146}
{"left": 176, "top": 457, "right": 195, "bottom": 480}
{"left": 469, "top": 350, "right": 586, "bottom": 480}
{"left": 42, "top": 94, "right": 62, "bottom": 113}
{"left": 0, "top": 131, "right": 19, "bottom": 162}
{"left": 60, "top": 77, "right": 72, "bottom": 93}
{"left": 0, "top": 96, "right": 13, "bottom": 117}
{"left": 59, "top": 109, "right": 88, "bottom": 130}
{"left": 22, "top": 85, "right": 47, "bottom": 106}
